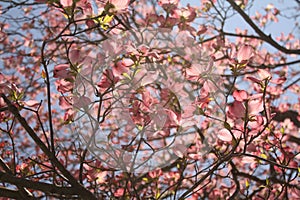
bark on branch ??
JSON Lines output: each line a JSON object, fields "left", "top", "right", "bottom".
{"left": 0, "top": 171, "right": 80, "bottom": 197}
{"left": 0, "top": 94, "right": 97, "bottom": 200}
{"left": 272, "top": 110, "right": 300, "bottom": 144}
{"left": 0, "top": 186, "right": 24, "bottom": 199}
{"left": 273, "top": 110, "right": 300, "bottom": 128}
{"left": 226, "top": 0, "right": 300, "bottom": 55}
{"left": 0, "top": 157, "right": 34, "bottom": 199}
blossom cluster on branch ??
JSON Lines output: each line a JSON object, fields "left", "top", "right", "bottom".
{"left": 0, "top": 0, "right": 299, "bottom": 199}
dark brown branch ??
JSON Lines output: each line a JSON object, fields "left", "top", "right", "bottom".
{"left": 229, "top": 161, "right": 240, "bottom": 200}
{"left": 178, "top": 150, "right": 238, "bottom": 199}
{"left": 241, "top": 153, "right": 298, "bottom": 171}
{"left": 283, "top": 77, "right": 300, "bottom": 91}
{"left": 222, "top": 31, "right": 261, "bottom": 40}
{"left": 0, "top": 158, "right": 11, "bottom": 173}
{"left": 0, "top": 94, "right": 97, "bottom": 200}
{"left": 0, "top": 157, "right": 34, "bottom": 199}
{"left": 236, "top": 171, "right": 300, "bottom": 190}
{"left": 0, "top": 171, "right": 80, "bottom": 196}
{"left": 0, "top": 106, "right": 8, "bottom": 112}
{"left": 0, "top": 186, "right": 24, "bottom": 199}
{"left": 251, "top": 59, "right": 300, "bottom": 69}
{"left": 272, "top": 110, "right": 300, "bottom": 128}
{"left": 226, "top": 0, "right": 300, "bottom": 55}
{"left": 287, "top": 135, "right": 300, "bottom": 145}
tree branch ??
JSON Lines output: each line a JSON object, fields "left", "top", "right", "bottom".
{"left": 272, "top": 110, "right": 300, "bottom": 128}
{"left": 0, "top": 186, "right": 24, "bottom": 199}
{"left": 0, "top": 157, "right": 34, "bottom": 199}
{"left": 287, "top": 135, "right": 300, "bottom": 145}
{"left": 236, "top": 171, "right": 300, "bottom": 190}
{"left": 0, "top": 171, "right": 80, "bottom": 197}
{"left": 0, "top": 106, "right": 8, "bottom": 112}
{"left": 283, "top": 77, "right": 300, "bottom": 91}
{"left": 0, "top": 94, "right": 97, "bottom": 200}
{"left": 226, "top": 0, "right": 300, "bottom": 55}
{"left": 251, "top": 59, "right": 300, "bottom": 69}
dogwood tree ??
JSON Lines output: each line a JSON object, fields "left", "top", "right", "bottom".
{"left": 0, "top": 0, "right": 299, "bottom": 199}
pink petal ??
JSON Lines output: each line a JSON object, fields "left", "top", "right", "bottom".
{"left": 109, "top": 0, "right": 130, "bottom": 13}
{"left": 247, "top": 76, "right": 261, "bottom": 84}
{"left": 218, "top": 129, "right": 232, "bottom": 142}
{"left": 185, "top": 64, "right": 201, "bottom": 79}
{"left": 233, "top": 90, "right": 248, "bottom": 101}
{"left": 114, "top": 188, "right": 124, "bottom": 197}
{"left": 112, "top": 59, "right": 133, "bottom": 78}
{"left": 59, "top": 96, "right": 73, "bottom": 110}
{"left": 150, "top": 108, "right": 167, "bottom": 131}
{"left": 237, "top": 45, "right": 253, "bottom": 63}
{"left": 241, "top": 156, "right": 256, "bottom": 164}
{"left": 54, "top": 64, "right": 69, "bottom": 71}
{"left": 55, "top": 79, "right": 73, "bottom": 93}
{"left": 248, "top": 115, "right": 264, "bottom": 129}
{"left": 270, "top": 77, "right": 286, "bottom": 84}
{"left": 148, "top": 169, "right": 162, "bottom": 178}
{"left": 73, "top": 96, "right": 91, "bottom": 109}
{"left": 203, "top": 79, "right": 218, "bottom": 92}
{"left": 60, "top": 0, "right": 72, "bottom": 7}
{"left": 197, "top": 25, "right": 207, "bottom": 35}
{"left": 53, "top": 64, "right": 71, "bottom": 79}
{"left": 69, "top": 49, "right": 81, "bottom": 64}
{"left": 122, "top": 58, "right": 134, "bottom": 67}
{"left": 172, "top": 144, "right": 186, "bottom": 158}
{"left": 228, "top": 101, "right": 246, "bottom": 118}
{"left": 248, "top": 98, "right": 264, "bottom": 115}
{"left": 257, "top": 69, "right": 272, "bottom": 80}
{"left": 165, "top": 109, "right": 180, "bottom": 127}
{"left": 97, "top": 69, "right": 119, "bottom": 89}
{"left": 24, "top": 100, "right": 40, "bottom": 107}
{"left": 64, "top": 109, "right": 75, "bottom": 122}
{"left": 232, "top": 129, "right": 242, "bottom": 139}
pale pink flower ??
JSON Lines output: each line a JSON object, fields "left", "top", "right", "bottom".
{"left": 233, "top": 90, "right": 248, "bottom": 102}
{"left": 228, "top": 101, "right": 246, "bottom": 118}
{"left": 64, "top": 109, "right": 75, "bottom": 122}
{"left": 55, "top": 79, "right": 73, "bottom": 93}
{"left": 237, "top": 44, "right": 253, "bottom": 64}
{"left": 60, "top": 0, "right": 72, "bottom": 7}
{"left": 218, "top": 129, "right": 232, "bottom": 142}
{"left": 73, "top": 95, "right": 91, "bottom": 109}
{"left": 114, "top": 188, "right": 124, "bottom": 197}
{"left": 109, "top": 0, "right": 130, "bottom": 13}
{"left": 59, "top": 96, "right": 73, "bottom": 110}
{"left": 53, "top": 64, "right": 72, "bottom": 79}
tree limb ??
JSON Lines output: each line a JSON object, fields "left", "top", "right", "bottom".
{"left": 226, "top": 0, "right": 300, "bottom": 55}
{"left": 0, "top": 94, "right": 97, "bottom": 200}
{"left": 0, "top": 157, "right": 34, "bottom": 199}
{"left": 272, "top": 110, "right": 300, "bottom": 128}
{"left": 0, "top": 186, "right": 24, "bottom": 199}
{"left": 0, "top": 171, "right": 80, "bottom": 197}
